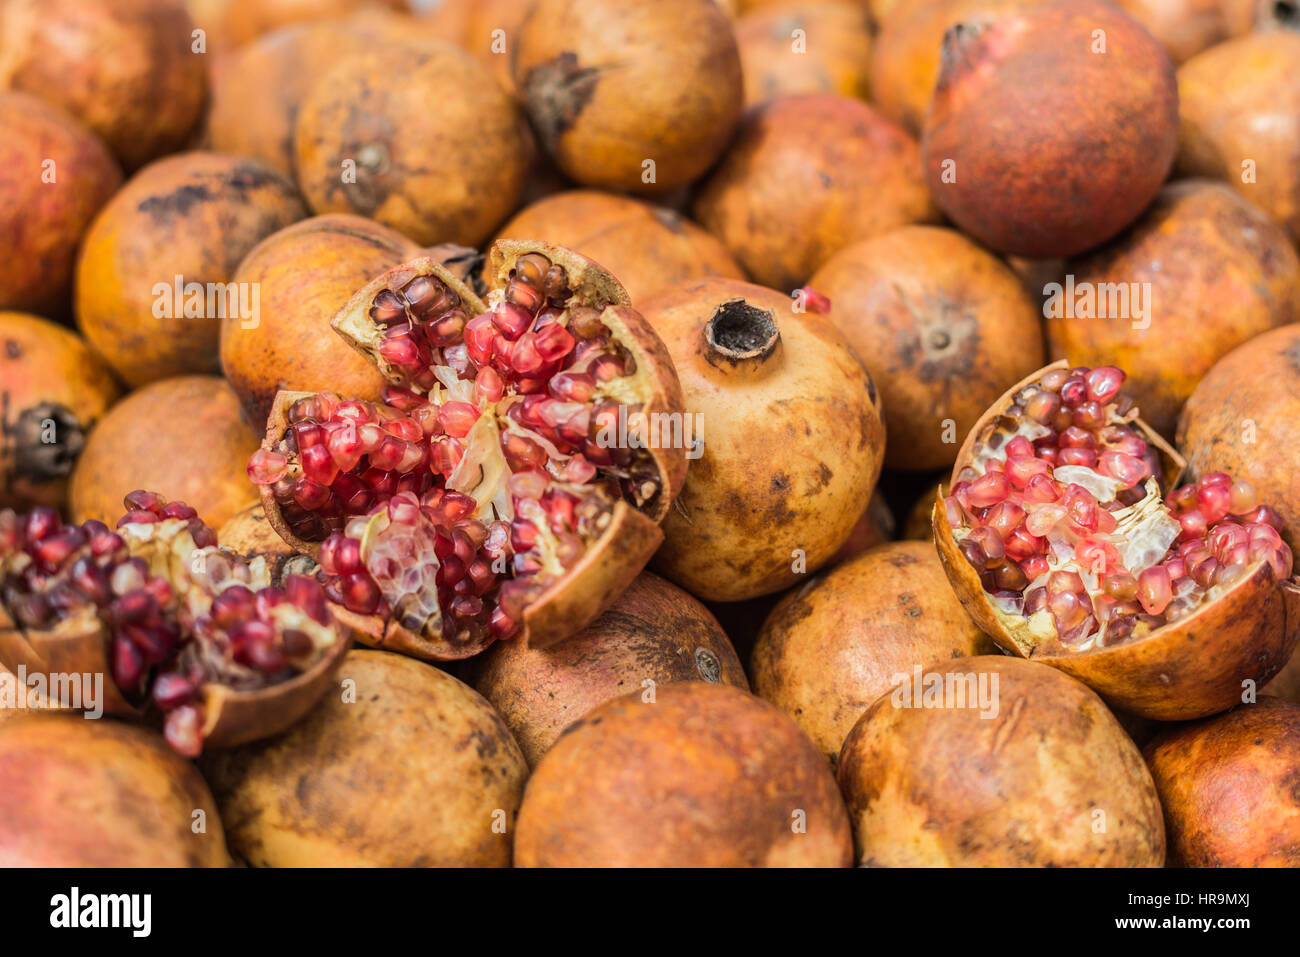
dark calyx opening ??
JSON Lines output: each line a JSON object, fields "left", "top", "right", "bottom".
{"left": 704, "top": 299, "right": 779, "bottom": 364}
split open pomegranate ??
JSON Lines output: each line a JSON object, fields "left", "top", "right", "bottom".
{"left": 933, "top": 360, "right": 1300, "bottom": 719}
{"left": 249, "top": 241, "right": 687, "bottom": 658}
{"left": 0, "top": 492, "right": 348, "bottom": 756}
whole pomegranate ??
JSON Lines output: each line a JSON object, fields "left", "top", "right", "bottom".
{"left": 809, "top": 225, "right": 1045, "bottom": 471}
{"left": 0, "top": 716, "right": 229, "bottom": 866}
{"left": 221, "top": 214, "right": 422, "bottom": 426}
{"left": 693, "top": 94, "right": 938, "bottom": 291}
{"left": 734, "top": 1, "right": 874, "bottom": 107}
{"left": 200, "top": 649, "right": 528, "bottom": 867}
{"left": 870, "top": 0, "right": 1047, "bottom": 135}
{"left": 837, "top": 656, "right": 1166, "bottom": 866}
{"left": 638, "top": 278, "right": 885, "bottom": 601}
{"left": 1176, "top": 29, "right": 1300, "bottom": 245}
{"left": 515, "top": 682, "right": 852, "bottom": 867}
{"left": 512, "top": 0, "right": 743, "bottom": 194}
{"left": 933, "top": 360, "right": 1300, "bottom": 720}
{"left": 0, "top": 494, "right": 350, "bottom": 756}
{"left": 206, "top": 15, "right": 414, "bottom": 179}
{"left": 0, "top": 313, "right": 121, "bottom": 511}
{"left": 1047, "top": 180, "right": 1300, "bottom": 438}
{"left": 492, "top": 190, "right": 746, "bottom": 305}
{"left": 1144, "top": 697, "right": 1300, "bottom": 866}
{"left": 0, "top": 94, "right": 121, "bottom": 317}
{"left": 294, "top": 42, "right": 529, "bottom": 248}
{"left": 1178, "top": 323, "right": 1300, "bottom": 557}
{"left": 465, "top": 571, "right": 748, "bottom": 766}
{"left": 224, "top": 0, "right": 408, "bottom": 45}
{"left": 0, "top": 0, "right": 208, "bottom": 171}
{"left": 249, "top": 242, "right": 688, "bottom": 658}
{"left": 1115, "top": 0, "right": 1257, "bottom": 62}
{"left": 76, "top": 152, "right": 306, "bottom": 388}
{"left": 71, "top": 376, "right": 261, "bottom": 532}
{"left": 921, "top": 0, "right": 1178, "bottom": 257}
{"left": 753, "top": 542, "right": 996, "bottom": 766}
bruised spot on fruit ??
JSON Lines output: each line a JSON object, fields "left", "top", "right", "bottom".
{"left": 521, "top": 52, "right": 602, "bottom": 152}
{"left": 651, "top": 208, "right": 689, "bottom": 237}
{"left": 5, "top": 341, "right": 20, "bottom": 360}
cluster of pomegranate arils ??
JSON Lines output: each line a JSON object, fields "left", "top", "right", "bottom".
{"left": 944, "top": 365, "right": 1293, "bottom": 650}
{"left": 247, "top": 252, "right": 658, "bottom": 646}
{"left": 0, "top": 491, "right": 335, "bottom": 756}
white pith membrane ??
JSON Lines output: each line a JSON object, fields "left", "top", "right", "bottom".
{"left": 248, "top": 253, "right": 667, "bottom": 647}
{"left": 0, "top": 494, "right": 338, "bottom": 755}
{"left": 944, "top": 366, "right": 1294, "bottom": 656}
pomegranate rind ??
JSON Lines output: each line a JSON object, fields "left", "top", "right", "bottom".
{"left": 198, "top": 628, "right": 352, "bottom": 749}
{"left": 0, "top": 605, "right": 138, "bottom": 717}
{"left": 932, "top": 359, "right": 1300, "bottom": 720}
{"left": 332, "top": 602, "right": 493, "bottom": 662}
{"left": 256, "top": 389, "right": 327, "bottom": 558}
{"left": 483, "top": 239, "right": 631, "bottom": 310}
{"left": 329, "top": 256, "right": 487, "bottom": 388}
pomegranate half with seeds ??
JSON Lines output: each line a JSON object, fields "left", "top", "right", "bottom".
{"left": 932, "top": 360, "right": 1300, "bottom": 720}
{"left": 0, "top": 492, "right": 349, "bottom": 756}
{"left": 249, "top": 241, "right": 687, "bottom": 659}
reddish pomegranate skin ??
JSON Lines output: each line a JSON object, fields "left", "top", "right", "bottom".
{"left": 0, "top": 94, "right": 122, "bottom": 317}
{"left": 922, "top": 0, "right": 1179, "bottom": 257}
{"left": 1144, "top": 697, "right": 1300, "bottom": 867}
{"left": 0, "top": 716, "right": 229, "bottom": 866}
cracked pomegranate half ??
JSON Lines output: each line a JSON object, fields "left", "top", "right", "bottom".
{"left": 933, "top": 360, "right": 1300, "bottom": 720}
{"left": 0, "top": 492, "right": 349, "bottom": 756}
{"left": 249, "top": 241, "right": 687, "bottom": 658}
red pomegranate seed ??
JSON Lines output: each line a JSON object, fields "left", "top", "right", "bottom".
{"left": 492, "top": 302, "right": 534, "bottom": 341}
{"left": 967, "top": 472, "right": 1012, "bottom": 508}
{"left": 1004, "top": 435, "right": 1034, "bottom": 459}
{"left": 340, "top": 573, "right": 381, "bottom": 614}
{"left": 506, "top": 277, "right": 545, "bottom": 313}
{"left": 968, "top": 526, "right": 1005, "bottom": 562}
{"left": 1177, "top": 509, "right": 1208, "bottom": 541}
{"left": 152, "top": 673, "right": 196, "bottom": 709}
{"left": 1228, "top": 480, "right": 1258, "bottom": 515}
{"left": 370, "top": 288, "right": 407, "bottom": 325}
{"left": 300, "top": 444, "right": 340, "bottom": 485}
{"left": 1084, "top": 366, "right": 1125, "bottom": 403}
{"left": 24, "top": 506, "right": 61, "bottom": 541}
{"left": 451, "top": 594, "right": 484, "bottom": 619}
{"left": 438, "top": 401, "right": 480, "bottom": 438}
{"left": 387, "top": 492, "right": 422, "bottom": 526}
{"left": 1022, "top": 473, "right": 1060, "bottom": 503}
{"left": 1022, "top": 389, "right": 1061, "bottom": 425}
{"left": 1102, "top": 569, "right": 1138, "bottom": 600}
{"left": 1197, "top": 482, "right": 1232, "bottom": 524}
{"left": 510, "top": 519, "right": 538, "bottom": 552}
{"left": 111, "top": 637, "right": 145, "bottom": 689}
{"left": 509, "top": 469, "right": 549, "bottom": 500}
{"left": 1004, "top": 526, "right": 1045, "bottom": 561}
{"left": 464, "top": 313, "right": 495, "bottom": 365}
{"left": 534, "top": 323, "right": 576, "bottom": 362}
{"left": 489, "top": 605, "right": 518, "bottom": 639}
{"left": 1137, "top": 566, "right": 1173, "bottom": 615}
{"left": 1058, "top": 447, "right": 1098, "bottom": 468}
{"left": 286, "top": 574, "right": 330, "bottom": 625}
{"left": 475, "top": 367, "right": 505, "bottom": 403}
{"left": 430, "top": 436, "right": 464, "bottom": 475}
{"left": 244, "top": 446, "right": 287, "bottom": 484}
{"left": 1059, "top": 376, "right": 1087, "bottom": 407}
{"left": 379, "top": 335, "right": 422, "bottom": 368}
{"left": 163, "top": 705, "right": 203, "bottom": 758}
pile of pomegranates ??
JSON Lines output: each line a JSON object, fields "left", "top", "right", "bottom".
{"left": 4, "top": 0, "right": 1300, "bottom": 874}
